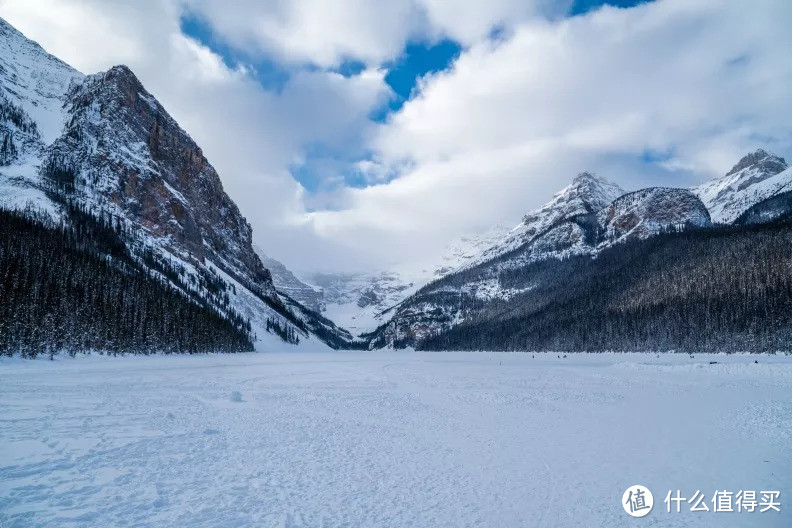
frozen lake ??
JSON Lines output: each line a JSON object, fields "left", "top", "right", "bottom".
{"left": 1, "top": 351, "right": 790, "bottom": 527}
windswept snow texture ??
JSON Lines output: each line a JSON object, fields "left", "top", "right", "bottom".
{"left": 1, "top": 352, "right": 790, "bottom": 527}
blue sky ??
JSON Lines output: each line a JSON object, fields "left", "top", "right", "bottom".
{"left": 180, "top": 0, "right": 652, "bottom": 193}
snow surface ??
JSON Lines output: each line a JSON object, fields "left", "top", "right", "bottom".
{"left": 0, "top": 156, "right": 59, "bottom": 216}
{"left": 1, "top": 352, "right": 790, "bottom": 527}
{"left": 0, "top": 17, "right": 82, "bottom": 144}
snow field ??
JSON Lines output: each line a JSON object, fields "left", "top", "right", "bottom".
{"left": 1, "top": 351, "right": 790, "bottom": 527}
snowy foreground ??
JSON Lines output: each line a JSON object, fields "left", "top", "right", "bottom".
{"left": 1, "top": 352, "right": 791, "bottom": 527}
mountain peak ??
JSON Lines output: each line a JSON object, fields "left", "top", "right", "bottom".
{"left": 0, "top": 15, "right": 83, "bottom": 144}
{"left": 105, "top": 64, "right": 139, "bottom": 81}
{"left": 464, "top": 171, "right": 626, "bottom": 268}
{"left": 571, "top": 171, "right": 599, "bottom": 184}
{"left": 693, "top": 148, "right": 791, "bottom": 224}
{"left": 557, "top": 171, "right": 624, "bottom": 212}
{"left": 726, "top": 149, "right": 787, "bottom": 177}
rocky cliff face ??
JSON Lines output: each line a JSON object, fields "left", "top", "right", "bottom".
{"left": 597, "top": 187, "right": 710, "bottom": 244}
{"left": 46, "top": 65, "right": 275, "bottom": 299}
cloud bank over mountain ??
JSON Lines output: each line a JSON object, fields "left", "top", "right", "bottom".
{"left": 2, "top": 0, "right": 790, "bottom": 273}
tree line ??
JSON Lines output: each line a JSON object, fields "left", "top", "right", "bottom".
{"left": 0, "top": 208, "right": 254, "bottom": 357}
{"left": 418, "top": 219, "right": 792, "bottom": 353}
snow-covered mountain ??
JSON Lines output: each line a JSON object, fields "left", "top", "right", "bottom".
{"left": 0, "top": 17, "right": 351, "bottom": 350}
{"left": 0, "top": 17, "right": 82, "bottom": 212}
{"left": 466, "top": 172, "right": 625, "bottom": 269}
{"left": 303, "top": 225, "right": 519, "bottom": 334}
{"left": 6, "top": 13, "right": 791, "bottom": 355}
{"left": 499, "top": 186, "right": 710, "bottom": 271}
{"left": 367, "top": 149, "right": 792, "bottom": 349}
{"left": 308, "top": 153, "right": 792, "bottom": 343}
{"left": 367, "top": 172, "right": 715, "bottom": 348}
{"left": 693, "top": 149, "right": 790, "bottom": 224}
{"left": 303, "top": 271, "right": 418, "bottom": 334}
{"left": 293, "top": 177, "right": 625, "bottom": 338}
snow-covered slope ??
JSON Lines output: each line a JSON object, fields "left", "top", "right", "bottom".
{"left": 0, "top": 18, "right": 82, "bottom": 144}
{"left": 693, "top": 149, "right": 790, "bottom": 224}
{"left": 468, "top": 172, "right": 625, "bottom": 268}
{"left": 734, "top": 187, "right": 792, "bottom": 226}
{"left": 432, "top": 224, "right": 511, "bottom": 277}
{"left": 0, "top": 17, "right": 350, "bottom": 350}
{"left": 0, "top": 18, "right": 82, "bottom": 213}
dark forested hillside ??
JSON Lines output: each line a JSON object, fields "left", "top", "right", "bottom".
{"left": 0, "top": 209, "right": 254, "bottom": 357}
{"left": 415, "top": 220, "right": 792, "bottom": 352}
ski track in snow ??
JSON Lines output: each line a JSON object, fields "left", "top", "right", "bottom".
{"left": 1, "top": 352, "right": 791, "bottom": 527}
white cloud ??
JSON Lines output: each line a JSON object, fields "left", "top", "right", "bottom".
{"left": 183, "top": 0, "right": 423, "bottom": 67}
{"left": 182, "top": 0, "right": 557, "bottom": 67}
{"left": 1, "top": 0, "right": 791, "bottom": 275}
{"left": 419, "top": 0, "right": 571, "bottom": 46}
{"left": 309, "top": 0, "right": 792, "bottom": 271}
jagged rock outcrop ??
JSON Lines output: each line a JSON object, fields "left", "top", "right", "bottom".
{"left": 46, "top": 64, "right": 274, "bottom": 298}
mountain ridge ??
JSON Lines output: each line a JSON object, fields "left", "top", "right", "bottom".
{"left": 367, "top": 152, "right": 792, "bottom": 350}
